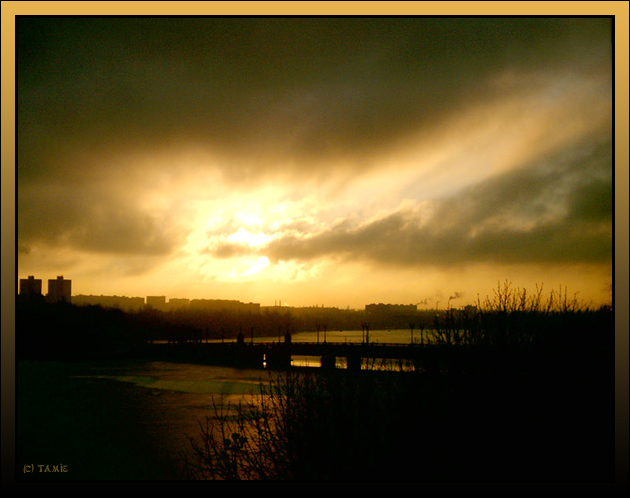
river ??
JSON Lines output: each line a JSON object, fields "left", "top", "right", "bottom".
{"left": 15, "top": 320, "right": 614, "bottom": 483}
{"left": 16, "top": 329, "right": 427, "bottom": 480}
{"left": 17, "top": 359, "right": 277, "bottom": 480}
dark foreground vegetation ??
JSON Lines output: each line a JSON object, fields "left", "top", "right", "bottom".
{"left": 183, "top": 360, "right": 612, "bottom": 481}
{"left": 17, "top": 282, "right": 615, "bottom": 481}
{"left": 179, "top": 283, "right": 614, "bottom": 481}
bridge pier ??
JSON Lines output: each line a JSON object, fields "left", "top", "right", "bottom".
{"left": 346, "top": 354, "right": 362, "bottom": 371}
{"left": 233, "top": 344, "right": 263, "bottom": 368}
{"left": 320, "top": 354, "right": 336, "bottom": 369}
{"left": 264, "top": 347, "right": 291, "bottom": 370}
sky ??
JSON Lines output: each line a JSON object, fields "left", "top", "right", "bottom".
{"left": 16, "top": 17, "right": 613, "bottom": 309}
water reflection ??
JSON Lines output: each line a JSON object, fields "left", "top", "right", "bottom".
{"left": 20, "top": 333, "right": 428, "bottom": 479}
{"left": 57, "top": 361, "right": 276, "bottom": 478}
{"left": 72, "top": 361, "right": 269, "bottom": 395}
{"left": 288, "top": 355, "right": 416, "bottom": 371}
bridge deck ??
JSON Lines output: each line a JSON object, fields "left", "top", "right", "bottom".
{"left": 140, "top": 340, "right": 495, "bottom": 372}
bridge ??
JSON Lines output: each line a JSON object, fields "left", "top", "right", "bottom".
{"left": 140, "top": 339, "right": 487, "bottom": 374}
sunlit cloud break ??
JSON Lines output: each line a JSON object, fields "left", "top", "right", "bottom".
{"left": 17, "top": 17, "right": 612, "bottom": 307}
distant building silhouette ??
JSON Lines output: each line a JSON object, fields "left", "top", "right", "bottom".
{"left": 47, "top": 275, "right": 71, "bottom": 303}
{"left": 365, "top": 303, "right": 417, "bottom": 314}
{"left": 189, "top": 299, "right": 260, "bottom": 313}
{"left": 168, "top": 298, "right": 190, "bottom": 310}
{"left": 72, "top": 294, "right": 145, "bottom": 311}
{"left": 19, "top": 275, "right": 42, "bottom": 297}
{"left": 146, "top": 296, "right": 167, "bottom": 311}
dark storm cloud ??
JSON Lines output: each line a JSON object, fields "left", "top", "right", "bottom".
{"left": 17, "top": 17, "right": 612, "bottom": 260}
{"left": 259, "top": 136, "right": 613, "bottom": 267}
{"left": 18, "top": 17, "right": 611, "bottom": 174}
{"left": 18, "top": 184, "right": 179, "bottom": 256}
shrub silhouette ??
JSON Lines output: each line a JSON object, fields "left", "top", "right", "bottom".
{"left": 183, "top": 282, "right": 613, "bottom": 481}
{"left": 183, "top": 369, "right": 448, "bottom": 480}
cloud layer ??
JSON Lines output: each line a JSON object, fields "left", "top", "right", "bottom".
{"left": 18, "top": 17, "right": 610, "bottom": 170}
{"left": 17, "top": 17, "right": 613, "bottom": 304}
{"left": 206, "top": 135, "right": 612, "bottom": 267}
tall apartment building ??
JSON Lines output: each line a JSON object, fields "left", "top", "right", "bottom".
{"left": 47, "top": 276, "right": 72, "bottom": 303}
{"left": 19, "top": 276, "right": 42, "bottom": 297}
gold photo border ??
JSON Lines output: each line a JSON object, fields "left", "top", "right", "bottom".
{"left": 2, "top": 1, "right": 628, "bottom": 490}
